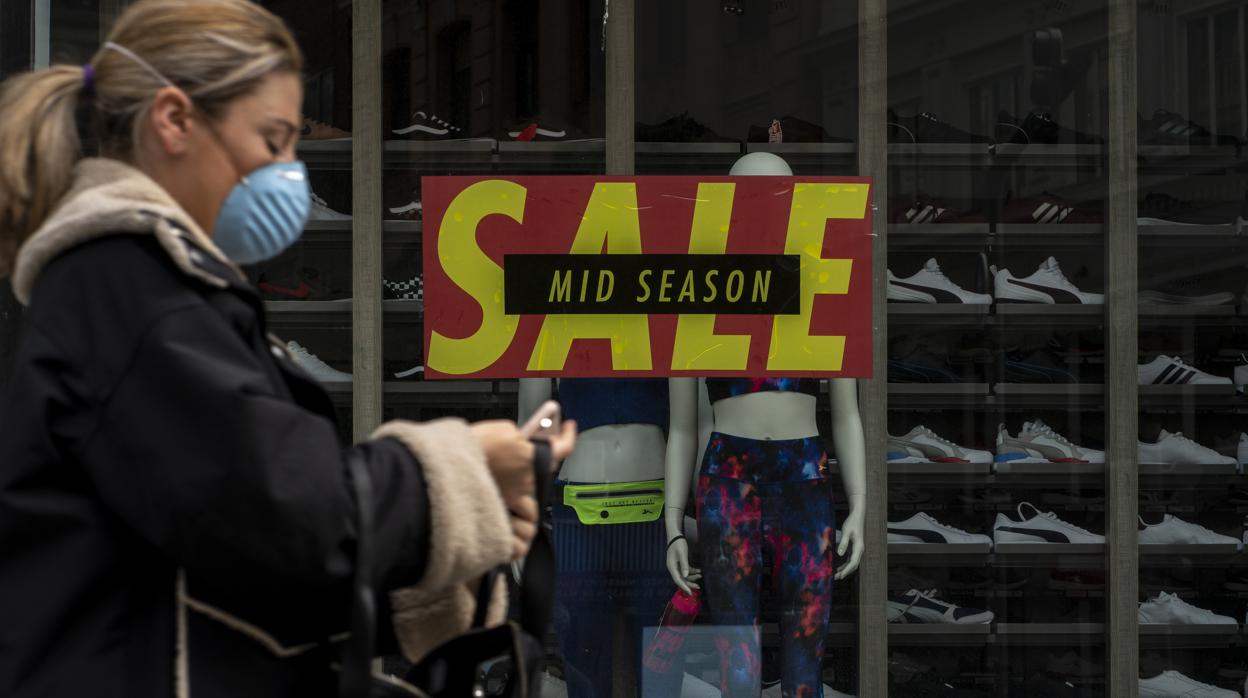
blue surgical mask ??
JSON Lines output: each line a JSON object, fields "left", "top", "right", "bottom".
{"left": 211, "top": 161, "right": 311, "bottom": 264}
{"left": 97, "top": 41, "right": 312, "bottom": 264}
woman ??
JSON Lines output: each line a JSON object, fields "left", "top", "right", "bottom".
{"left": 0, "top": 1, "right": 574, "bottom": 696}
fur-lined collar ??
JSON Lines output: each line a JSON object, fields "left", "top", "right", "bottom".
{"left": 12, "top": 157, "right": 242, "bottom": 306}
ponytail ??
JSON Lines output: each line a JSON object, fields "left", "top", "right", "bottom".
{"left": 0, "top": 66, "right": 87, "bottom": 277}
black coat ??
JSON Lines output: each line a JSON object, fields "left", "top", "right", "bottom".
{"left": 0, "top": 230, "right": 431, "bottom": 697}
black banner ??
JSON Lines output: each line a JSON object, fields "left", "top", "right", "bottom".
{"left": 503, "top": 254, "right": 801, "bottom": 314}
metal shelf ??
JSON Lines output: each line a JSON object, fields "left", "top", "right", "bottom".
{"left": 1138, "top": 463, "right": 1239, "bottom": 477}
{"left": 1139, "top": 544, "right": 1242, "bottom": 556}
{"left": 384, "top": 138, "right": 497, "bottom": 171}
{"left": 992, "top": 461, "right": 1105, "bottom": 476}
{"left": 888, "top": 304, "right": 992, "bottom": 327}
{"left": 991, "top": 144, "right": 1106, "bottom": 167}
{"left": 888, "top": 543, "right": 993, "bottom": 555}
{"left": 888, "top": 624, "right": 991, "bottom": 646}
{"left": 995, "top": 544, "right": 1105, "bottom": 555}
{"left": 635, "top": 142, "right": 743, "bottom": 173}
{"left": 495, "top": 139, "right": 606, "bottom": 171}
{"left": 995, "top": 223, "right": 1105, "bottom": 243}
{"left": 1139, "top": 384, "right": 1240, "bottom": 409}
{"left": 888, "top": 461, "right": 993, "bottom": 476}
{"left": 743, "top": 142, "right": 856, "bottom": 173}
{"left": 993, "top": 623, "right": 1106, "bottom": 646}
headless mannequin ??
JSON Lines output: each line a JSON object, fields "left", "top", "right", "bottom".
{"left": 662, "top": 153, "right": 867, "bottom": 698}
{"left": 519, "top": 378, "right": 675, "bottom": 698}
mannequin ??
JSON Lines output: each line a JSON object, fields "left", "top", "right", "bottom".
{"left": 663, "top": 153, "right": 867, "bottom": 698}
{"left": 520, "top": 377, "right": 679, "bottom": 698}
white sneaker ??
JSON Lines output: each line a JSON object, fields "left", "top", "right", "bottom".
{"left": 886, "top": 589, "right": 994, "bottom": 624}
{"left": 1234, "top": 355, "right": 1248, "bottom": 393}
{"left": 1140, "top": 670, "right": 1240, "bottom": 697}
{"left": 888, "top": 512, "right": 993, "bottom": 546}
{"left": 994, "top": 256, "right": 1104, "bottom": 304}
{"left": 887, "top": 258, "right": 992, "bottom": 304}
{"left": 993, "top": 502, "right": 1105, "bottom": 544}
{"left": 1138, "top": 591, "right": 1238, "bottom": 626}
{"left": 1139, "top": 430, "right": 1239, "bottom": 466}
{"left": 286, "top": 341, "right": 352, "bottom": 382}
{"left": 308, "top": 192, "right": 351, "bottom": 221}
{"left": 1138, "top": 355, "right": 1232, "bottom": 385}
{"left": 995, "top": 420, "right": 1104, "bottom": 464}
{"left": 887, "top": 425, "right": 992, "bottom": 464}
{"left": 1139, "top": 514, "right": 1241, "bottom": 548}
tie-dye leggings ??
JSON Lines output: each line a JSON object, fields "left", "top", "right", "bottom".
{"left": 696, "top": 432, "right": 837, "bottom": 698}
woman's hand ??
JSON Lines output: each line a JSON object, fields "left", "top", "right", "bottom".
{"left": 470, "top": 419, "right": 578, "bottom": 559}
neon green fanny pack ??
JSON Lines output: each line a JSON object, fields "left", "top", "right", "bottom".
{"left": 562, "top": 479, "right": 665, "bottom": 525}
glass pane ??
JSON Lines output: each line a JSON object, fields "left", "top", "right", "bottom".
{"left": 635, "top": 2, "right": 860, "bottom": 696}
{"left": 380, "top": 1, "right": 607, "bottom": 693}
{"left": 1138, "top": 3, "right": 1247, "bottom": 696}
{"left": 886, "top": 1, "right": 1110, "bottom": 694}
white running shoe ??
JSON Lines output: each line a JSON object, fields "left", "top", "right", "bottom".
{"left": 1139, "top": 514, "right": 1241, "bottom": 548}
{"left": 995, "top": 420, "right": 1104, "bottom": 464}
{"left": 994, "top": 256, "right": 1104, "bottom": 304}
{"left": 1234, "top": 355, "right": 1248, "bottom": 393}
{"left": 888, "top": 513, "right": 993, "bottom": 546}
{"left": 286, "top": 341, "right": 352, "bottom": 382}
{"left": 1138, "top": 430, "right": 1239, "bottom": 466}
{"left": 993, "top": 502, "right": 1105, "bottom": 544}
{"left": 887, "top": 426, "right": 992, "bottom": 464}
{"left": 1138, "top": 591, "right": 1238, "bottom": 626}
{"left": 1138, "top": 355, "right": 1232, "bottom": 385}
{"left": 886, "top": 589, "right": 994, "bottom": 624}
{"left": 308, "top": 192, "right": 351, "bottom": 221}
{"left": 887, "top": 258, "right": 992, "bottom": 304}
{"left": 1140, "top": 670, "right": 1239, "bottom": 697}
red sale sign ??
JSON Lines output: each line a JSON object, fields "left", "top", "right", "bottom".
{"left": 421, "top": 176, "right": 873, "bottom": 379}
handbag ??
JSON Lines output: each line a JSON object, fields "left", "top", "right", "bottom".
{"left": 339, "top": 441, "right": 556, "bottom": 698}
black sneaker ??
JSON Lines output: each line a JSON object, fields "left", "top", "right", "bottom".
{"left": 636, "top": 112, "right": 733, "bottom": 142}
{"left": 996, "top": 110, "right": 1103, "bottom": 145}
{"left": 1139, "top": 109, "right": 1242, "bottom": 147}
{"left": 1004, "top": 348, "right": 1079, "bottom": 384}
{"left": 889, "top": 109, "right": 990, "bottom": 144}
{"left": 745, "top": 115, "right": 850, "bottom": 143}
{"left": 1137, "top": 192, "right": 1237, "bottom": 226}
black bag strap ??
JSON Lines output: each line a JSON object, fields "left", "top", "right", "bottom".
{"left": 517, "top": 440, "right": 554, "bottom": 639}
{"left": 340, "top": 452, "right": 376, "bottom": 698}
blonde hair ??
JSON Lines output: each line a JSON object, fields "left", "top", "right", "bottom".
{"left": 0, "top": 0, "right": 303, "bottom": 276}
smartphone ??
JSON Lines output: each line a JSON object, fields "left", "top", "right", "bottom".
{"left": 520, "top": 400, "right": 561, "bottom": 439}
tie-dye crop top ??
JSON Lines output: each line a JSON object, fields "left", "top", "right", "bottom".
{"left": 704, "top": 377, "right": 821, "bottom": 404}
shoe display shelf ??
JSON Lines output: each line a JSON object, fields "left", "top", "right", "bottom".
{"left": 300, "top": 219, "right": 354, "bottom": 244}
{"left": 1138, "top": 383, "right": 1240, "bottom": 410}
{"left": 299, "top": 139, "right": 498, "bottom": 173}
{"left": 888, "top": 222, "right": 993, "bottom": 250}
{"left": 383, "top": 380, "right": 509, "bottom": 407}
{"left": 889, "top": 142, "right": 993, "bottom": 169}
{"left": 1139, "top": 624, "right": 1243, "bottom": 652}
{"left": 887, "top": 305, "right": 1106, "bottom": 329}
{"left": 1138, "top": 143, "right": 1246, "bottom": 171}
{"left": 990, "top": 143, "right": 1107, "bottom": 169}
{"left": 265, "top": 299, "right": 423, "bottom": 324}
{"left": 992, "top": 623, "right": 1106, "bottom": 646}
{"left": 888, "top": 623, "right": 991, "bottom": 646}
{"left": 744, "top": 142, "right": 857, "bottom": 175}
{"left": 495, "top": 139, "right": 607, "bottom": 173}
{"left": 635, "top": 141, "right": 744, "bottom": 173}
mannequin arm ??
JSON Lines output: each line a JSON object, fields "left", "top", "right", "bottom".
{"left": 518, "top": 377, "right": 553, "bottom": 422}
{"left": 663, "top": 377, "right": 701, "bottom": 593}
{"left": 829, "top": 378, "right": 866, "bottom": 580}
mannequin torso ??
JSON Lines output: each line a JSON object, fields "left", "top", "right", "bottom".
{"left": 709, "top": 390, "right": 820, "bottom": 441}
{"left": 558, "top": 423, "right": 665, "bottom": 483}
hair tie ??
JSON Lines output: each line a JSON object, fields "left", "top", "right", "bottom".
{"left": 82, "top": 64, "right": 95, "bottom": 99}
